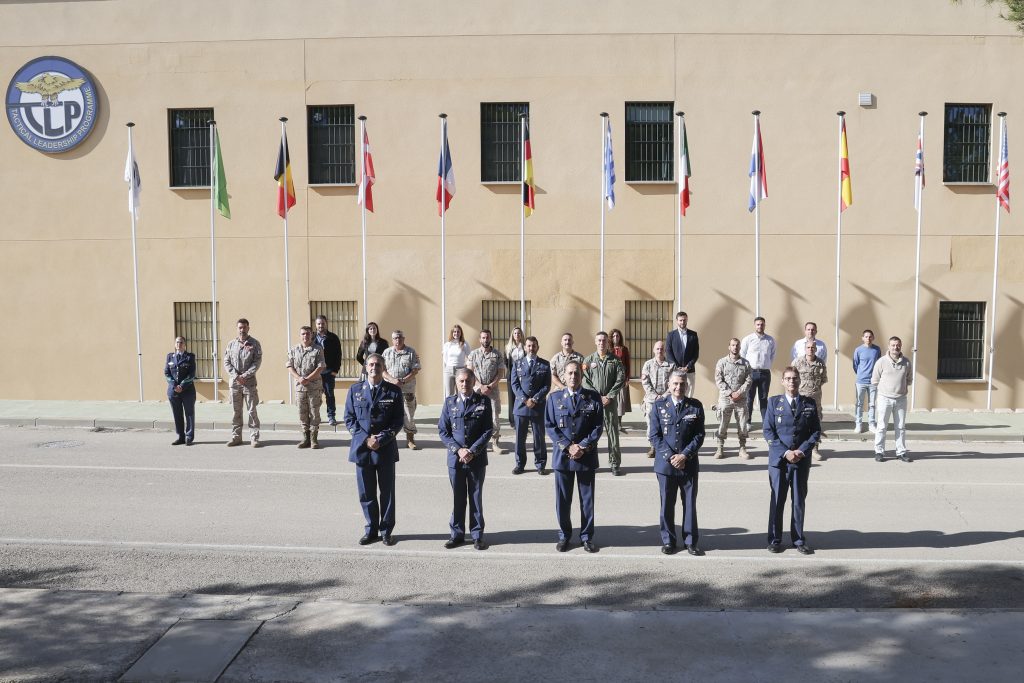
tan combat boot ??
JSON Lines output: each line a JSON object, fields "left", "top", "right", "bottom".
{"left": 738, "top": 444, "right": 752, "bottom": 460}
{"left": 492, "top": 438, "right": 506, "bottom": 454}
{"left": 406, "top": 432, "right": 419, "bottom": 450}
{"left": 647, "top": 445, "right": 655, "bottom": 458}
{"left": 310, "top": 430, "right": 320, "bottom": 449}
{"left": 812, "top": 444, "right": 825, "bottom": 461}
{"left": 713, "top": 442, "right": 725, "bottom": 459}
{"left": 298, "top": 430, "right": 311, "bottom": 449}
{"left": 226, "top": 436, "right": 243, "bottom": 447}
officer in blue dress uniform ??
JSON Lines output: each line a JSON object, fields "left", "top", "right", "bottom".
{"left": 544, "top": 360, "right": 603, "bottom": 553}
{"left": 648, "top": 370, "right": 706, "bottom": 555}
{"left": 763, "top": 366, "right": 821, "bottom": 555}
{"left": 343, "top": 352, "right": 405, "bottom": 546}
{"left": 438, "top": 368, "right": 494, "bottom": 550}
{"left": 511, "top": 336, "right": 551, "bottom": 475}
{"left": 164, "top": 336, "right": 196, "bottom": 445}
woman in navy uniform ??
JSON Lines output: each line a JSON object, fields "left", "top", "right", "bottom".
{"left": 164, "top": 336, "right": 196, "bottom": 445}
{"left": 344, "top": 353, "right": 405, "bottom": 546}
{"left": 544, "top": 360, "right": 603, "bottom": 553}
{"left": 437, "top": 369, "right": 493, "bottom": 550}
{"left": 648, "top": 370, "right": 706, "bottom": 555}
{"left": 763, "top": 366, "right": 821, "bottom": 554}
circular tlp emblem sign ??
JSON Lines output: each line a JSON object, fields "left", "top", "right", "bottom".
{"left": 6, "top": 56, "right": 99, "bottom": 153}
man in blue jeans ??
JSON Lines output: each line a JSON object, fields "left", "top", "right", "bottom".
{"left": 852, "top": 329, "right": 881, "bottom": 433}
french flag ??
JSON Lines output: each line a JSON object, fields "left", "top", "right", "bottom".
{"left": 436, "top": 119, "right": 455, "bottom": 215}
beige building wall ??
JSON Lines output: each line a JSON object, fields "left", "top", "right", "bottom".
{"left": 1, "top": 0, "right": 1021, "bottom": 409}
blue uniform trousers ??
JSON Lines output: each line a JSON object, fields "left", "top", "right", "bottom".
{"left": 747, "top": 369, "right": 771, "bottom": 423}
{"left": 768, "top": 464, "right": 809, "bottom": 546}
{"left": 449, "top": 466, "right": 486, "bottom": 540}
{"left": 554, "top": 470, "right": 595, "bottom": 542}
{"left": 355, "top": 459, "right": 396, "bottom": 537}
{"left": 321, "top": 372, "right": 337, "bottom": 420}
{"left": 169, "top": 387, "right": 196, "bottom": 441}
{"left": 515, "top": 414, "right": 547, "bottom": 470}
{"left": 657, "top": 473, "right": 699, "bottom": 547}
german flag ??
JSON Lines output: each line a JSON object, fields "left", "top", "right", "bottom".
{"left": 275, "top": 131, "right": 296, "bottom": 218}
{"left": 522, "top": 120, "right": 535, "bottom": 217}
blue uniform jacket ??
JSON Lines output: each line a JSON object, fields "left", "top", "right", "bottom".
{"left": 648, "top": 395, "right": 705, "bottom": 477}
{"left": 164, "top": 351, "right": 196, "bottom": 397}
{"left": 763, "top": 394, "right": 821, "bottom": 469}
{"left": 511, "top": 356, "right": 551, "bottom": 418}
{"left": 438, "top": 392, "right": 493, "bottom": 471}
{"left": 344, "top": 380, "right": 404, "bottom": 466}
{"left": 544, "top": 387, "right": 603, "bottom": 471}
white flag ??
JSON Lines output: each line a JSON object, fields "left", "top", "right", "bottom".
{"left": 125, "top": 142, "right": 141, "bottom": 220}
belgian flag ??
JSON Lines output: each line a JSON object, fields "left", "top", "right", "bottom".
{"left": 522, "top": 120, "right": 535, "bottom": 217}
{"left": 275, "top": 131, "right": 296, "bottom": 218}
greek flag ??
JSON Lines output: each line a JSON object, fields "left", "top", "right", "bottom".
{"left": 603, "top": 116, "right": 616, "bottom": 209}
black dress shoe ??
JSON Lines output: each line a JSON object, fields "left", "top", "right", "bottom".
{"left": 582, "top": 541, "right": 598, "bottom": 553}
{"left": 381, "top": 536, "right": 396, "bottom": 546}
{"left": 611, "top": 467, "right": 623, "bottom": 477}
{"left": 556, "top": 540, "right": 570, "bottom": 552}
{"left": 473, "top": 539, "right": 488, "bottom": 550}
{"left": 171, "top": 438, "right": 185, "bottom": 446}
{"left": 185, "top": 439, "right": 194, "bottom": 446}
{"left": 512, "top": 467, "right": 525, "bottom": 475}
{"left": 897, "top": 453, "right": 913, "bottom": 463}
{"left": 537, "top": 467, "right": 549, "bottom": 476}
{"left": 796, "top": 544, "right": 814, "bottom": 555}
{"left": 874, "top": 452, "right": 885, "bottom": 462}
{"left": 685, "top": 544, "right": 705, "bottom": 556}
{"left": 359, "top": 534, "right": 380, "bottom": 545}
{"left": 661, "top": 544, "right": 676, "bottom": 555}
{"left": 767, "top": 543, "right": 783, "bottom": 553}
{"left": 444, "top": 538, "right": 465, "bottom": 549}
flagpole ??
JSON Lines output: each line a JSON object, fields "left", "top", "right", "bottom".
{"left": 359, "top": 115, "right": 369, "bottom": 327}
{"left": 911, "top": 111, "right": 928, "bottom": 411}
{"left": 208, "top": 120, "right": 220, "bottom": 397}
{"left": 439, "top": 113, "right": 448, "bottom": 400}
{"left": 600, "top": 112, "right": 608, "bottom": 329}
{"left": 752, "top": 111, "right": 762, "bottom": 317}
{"left": 676, "top": 111, "right": 684, "bottom": 311}
{"left": 126, "top": 122, "right": 144, "bottom": 403}
{"left": 987, "top": 112, "right": 1007, "bottom": 410}
{"left": 279, "top": 117, "right": 293, "bottom": 405}
{"left": 833, "top": 112, "right": 845, "bottom": 410}
{"left": 520, "top": 113, "right": 527, "bottom": 330}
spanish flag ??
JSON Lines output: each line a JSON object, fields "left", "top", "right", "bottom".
{"left": 840, "top": 117, "right": 853, "bottom": 212}
{"left": 522, "top": 120, "right": 535, "bottom": 217}
{"left": 275, "top": 131, "right": 296, "bottom": 218}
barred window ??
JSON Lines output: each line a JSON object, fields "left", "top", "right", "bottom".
{"left": 943, "top": 104, "right": 992, "bottom": 183}
{"left": 481, "top": 102, "right": 529, "bottom": 182}
{"left": 310, "top": 301, "right": 361, "bottom": 378}
{"left": 625, "top": 102, "right": 674, "bottom": 182}
{"left": 308, "top": 105, "right": 356, "bottom": 185}
{"left": 482, "top": 300, "right": 531, "bottom": 348}
{"left": 174, "top": 302, "right": 219, "bottom": 379}
{"left": 625, "top": 300, "right": 673, "bottom": 378}
{"left": 168, "top": 108, "right": 214, "bottom": 187}
{"left": 937, "top": 301, "right": 986, "bottom": 380}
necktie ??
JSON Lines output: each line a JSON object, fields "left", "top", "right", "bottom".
{"left": 371, "top": 384, "right": 379, "bottom": 402}
{"left": 570, "top": 392, "right": 578, "bottom": 412}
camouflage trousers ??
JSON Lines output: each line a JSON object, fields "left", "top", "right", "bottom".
{"left": 716, "top": 399, "right": 749, "bottom": 444}
{"left": 230, "top": 383, "right": 260, "bottom": 440}
{"left": 297, "top": 389, "right": 323, "bottom": 431}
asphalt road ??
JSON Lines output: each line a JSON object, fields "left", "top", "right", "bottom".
{"left": 2, "top": 425, "right": 1023, "bottom": 609}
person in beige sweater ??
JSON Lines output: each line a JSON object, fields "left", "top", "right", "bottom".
{"left": 871, "top": 336, "right": 913, "bottom": 462}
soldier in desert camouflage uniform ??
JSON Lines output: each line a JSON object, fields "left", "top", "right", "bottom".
{"left": 794, "top": 339, "right": 829, "bottom": 461}
{"left": 713, "top": 338, "right": 753, "bottom": 460}
{"left": 287, "top": 325, "right": 327, "bottom": 449}
{"left": 224, "top": 318, "right": 263, "bottom": 447}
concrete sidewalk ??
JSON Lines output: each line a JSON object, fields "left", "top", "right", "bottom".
{"left": 0, "top": 399, "right": 1022, "bottom": 442}
{"left": 2, "top": 587, "right": 1021, "bottom": 683}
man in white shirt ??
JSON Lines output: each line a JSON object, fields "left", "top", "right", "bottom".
{"left": 790, "top": 321, "right": 827, "bottom": 363}
{"left": 740, "top": 316, "right": 776, "bottom": 431}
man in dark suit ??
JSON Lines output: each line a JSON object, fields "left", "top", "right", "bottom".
{"left": 164, "top": 336, "right": 196, "bottom": 445}
{"left": 763, "top": 366, "right": 821, "bottom": 555}
{"left": 438, "top": 369, "right": 493, "bottom": 550}
{"left": 648, "top": 371, "right": 706, "bottom": 555}
{"left": 343, "top": 352, "right": 405, "bottom": 546}
{"left": 544, "top": 360, "right": 603, "bottom": 553}
{"left": 665, "top": 311, "right": 699, "bottom": 398}
{"left": 511, "top": 336, "right": 551, "bottom": 475}
{"left": 314, "top": 315, "right": 343, "bottom": 425}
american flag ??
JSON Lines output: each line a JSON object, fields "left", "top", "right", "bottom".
{"left": 997, "top": 123, "right": 1010, "bottom": 213}
{"left": 914, "top": 133, "right": 925, "bottom": 212}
